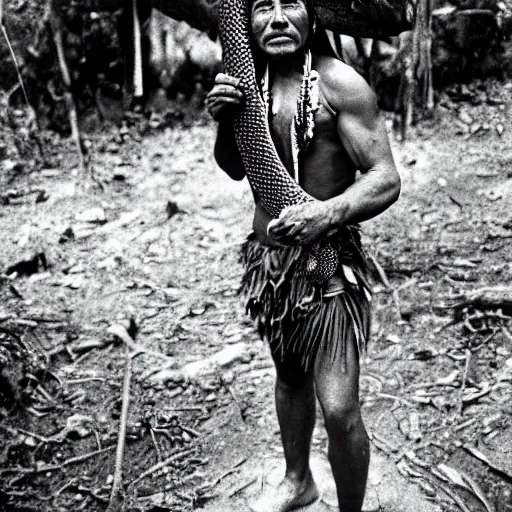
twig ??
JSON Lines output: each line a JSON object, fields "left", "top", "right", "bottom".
{"left": 227, "top": 385, "right": 246, "bottom": 421}
{"left": 457, "top": 349, "right": 471, "bottom": 417}
{"left": 106, "top": 347, "right": 133, "bottom": 512}
{"left": 1, "top": 446, "right": 116, "bottom": 477}
{"left": 368, "top": 431, "right": 400, "bottom": 454}
{"left": 164, "top": 406, "right": 205, "bottom": 413}
{"left": 434, "top": 318, "right": 461, "bottom": 334}
{"left": 454, "top": 418, "right": 478, "bottom": 433}
{"left": 1, "top": 14, "right": 30, "bottom": 108}
{"left": 73, "top": 343, "right": 113, "bottom": 365}
{"left": 22, "top": 315, "right": 66, "bottom": 323}
{"left": 108, "top": 324, "right": 173, "bottom": 362}
{"left": 391, "top": 290, "right": 403, "bottom": 321}
{"left": 462, "top": 386, "right": 492, "bottom": 404}
{"left": 0, "top": 0, "right": 44, "bottom": 158}
{"left": 470, "top": 329, "right": 499, "bottom": 352}
{"left": 205, "top": 457, "right": 248, "bottom": 490}
{"left": 9, "top": 284, "right": 23, "bottom": 299}
{"left": 0, "top": 326, "right": 22, "bottom": 343}
{"left": 66, "top": 377, "right": 107, "bottom": 385}
{"left": 131, "top": 0, "right": 143, "bottom": 98}
{"left": 438, "top": 483, "right": 473, "bottom": 512}
{"left": 369, "top": 253, "right": 391, "bottom": 288}
{"left": 150, "top": 428, "right": 163, "bottom": 461}
{"left": 55, "top": 477, "right": 79, "bottom": 496}
{"left": 463, "top": 444, "right": 512, "bottom": 481}
{"left": 34, "top": 383, "right": 54, "bottom": 402}
{"left": 397, "top": 278, "right": 418, "bottom": 291}
{"left": 368, "top": 253, "right": 403, "bottom": 320}
{"left": 375, "top": 393, "right": 413, "bottom": 407}
{"left": 141, "top": 360, "right": 176, "bottom": 380}
{"left": 228, "top": 476, "right": 257, "bottom": 497}
{"left": 501, "top": 323, "right": 512, "bottom": 343}
{"left": 128, "top": 448, "right": 196, "bottom": 487}
{"left": 77, "top": 485, "right": 109, "bottom": 504}
{"left": 63, "top": 446, "right": 117, "bottom": 467}
{"left": 48, "top": 0, "right": 87, "bottom": 172}
{"left": 16, "top": 427, "right": 62, "bottom": 444}
{"left": 94, "top": 429, "right": 102, "bottom": 450}
{"left": 181, "top": 425, "right": 201, "bottom": 438}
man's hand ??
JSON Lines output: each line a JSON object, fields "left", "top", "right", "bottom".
{"left": 206, "top": 73, "right": 245, "bottom": 121}
{"left": 267, "top": 202, "right": 335, "bottom": 247}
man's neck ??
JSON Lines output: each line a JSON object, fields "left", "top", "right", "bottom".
{"left": 268, "top": 50, "right": 305, "bottom": 77}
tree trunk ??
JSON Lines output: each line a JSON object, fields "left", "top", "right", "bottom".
{"left": 142, "top": 0, "right": 414, "bottom": 38}
{"left": 48, "top": 0, "right": 87, "bottom": 170}
{"left": 394, "top": 0, "right": 433, "bottom": 140}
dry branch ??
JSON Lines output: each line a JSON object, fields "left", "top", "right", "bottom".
{"left": 0, "top": 0, "right": 45, "bottom": 158}
{"left": 106, "top": 348, "right": 133, "bottom": 512}
{"left": 1, "top": 445, "right": 116, "bottom": 479}
{"left": 368, "top": 253, "right": 403, "bottom": 321}
{"left": 128, "top": 447, "right": 196, "bottom": 487}
{"left": 107, "top": 323, "right": 173, "bottom": 361}
{"left": 204, "top": 457, "right": 247, "bottom": 491}
{"left": 132, "top": 0, "right": 143, "bottom": 98}
{"left": 463, "top": 445, "right": 512, "bottom": 481}
{"left": 47, "top": 0, "right": 87, "bottom": 172}
{"left": 451, "top": 287, "right": 512, "bottom": 312}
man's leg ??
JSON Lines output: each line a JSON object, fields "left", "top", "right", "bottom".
{"left": 314, "top": 329, "right": 370, "bottom": 512}
{"left": 250, "top": 361, "right": 319, "bottom": 512}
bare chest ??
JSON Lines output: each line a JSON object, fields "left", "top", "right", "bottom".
{"left": 268, "top": 84, "right": 340, "bottom": 178}
{"left": 268, "top": 87, "right": 297, "bottom": 172}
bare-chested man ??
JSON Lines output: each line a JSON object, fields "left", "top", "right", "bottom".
{"left": 206, "top": 1, "right": 400, "bottom": 511}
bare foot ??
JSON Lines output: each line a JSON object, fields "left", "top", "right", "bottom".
{"left": 250, "top": 471, "right": 319, "bottom": 512}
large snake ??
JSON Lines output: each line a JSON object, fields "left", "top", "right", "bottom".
{"left": 218, "top": 0, "right": 339, "bottom": 284}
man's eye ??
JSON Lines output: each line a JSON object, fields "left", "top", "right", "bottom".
{"left": 253, "top": 0, "right": 273, "bottom": 9}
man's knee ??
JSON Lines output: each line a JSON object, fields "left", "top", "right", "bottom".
{"left": 321, "top": 396, "right": 362, "bottom": 435}
{"left": 274, "top": 361, "right": 311, "bottom": 391}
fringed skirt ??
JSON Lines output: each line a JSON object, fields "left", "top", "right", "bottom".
{"left": 240, "top": 230, "right": 372, "bottom": 372}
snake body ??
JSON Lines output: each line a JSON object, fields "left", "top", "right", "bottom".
{"left": 218, "top": 0, "right": 339, "bottom": 284}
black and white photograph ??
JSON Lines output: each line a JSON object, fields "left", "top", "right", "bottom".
{"left": 0, "top": 0, "right": 511, "bottom": 511}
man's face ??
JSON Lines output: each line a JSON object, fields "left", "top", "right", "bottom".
{"left": 251, "top": 0, "right": 310, "bottom": 57}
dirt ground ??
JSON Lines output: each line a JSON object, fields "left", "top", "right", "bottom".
{"left": 1, "top": 79, "right": 512, "bottom": 512}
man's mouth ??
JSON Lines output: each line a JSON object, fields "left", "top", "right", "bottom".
{"left": 265, "top": 34, "right": 293, "bottom": 44}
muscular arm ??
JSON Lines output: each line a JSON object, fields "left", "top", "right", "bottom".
{"left": 268, "top": 61, "right": 400, "bottom": 247}
{"left": 214, "top": 117, "right": 246, "bottom": 181}
{"left": 324, "top": 61, "right": 400, "bottom": 227}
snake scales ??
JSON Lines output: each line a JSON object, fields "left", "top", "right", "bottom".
{"left": 218, "top": 0, "right": 340, "bottom": 284}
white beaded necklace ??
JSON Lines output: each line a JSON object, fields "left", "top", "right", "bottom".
{"left": 261, "top": 50, "right": 320, "bottom": 183}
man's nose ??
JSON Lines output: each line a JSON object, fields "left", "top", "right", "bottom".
{"left": 271, "top": 2, "right": 288, "bottom": 28}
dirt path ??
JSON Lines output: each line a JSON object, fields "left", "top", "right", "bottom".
{"left": 1, "top": 82, "right": 512, "bottom": 512}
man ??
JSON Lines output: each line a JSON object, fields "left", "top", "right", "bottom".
{"left": 206, "top": 1, "right": 400, "bottom": 511}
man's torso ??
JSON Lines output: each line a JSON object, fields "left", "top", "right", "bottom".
{"left": 253, "top": 54, "right": 358, "bottom": 246}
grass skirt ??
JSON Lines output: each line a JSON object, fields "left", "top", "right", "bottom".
{"left": 240, "top": 229, "right": 372, "bottom": 372}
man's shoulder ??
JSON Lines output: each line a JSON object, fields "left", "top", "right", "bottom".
{"left": 313, "top": 54, "right": 377, "bottom": 115}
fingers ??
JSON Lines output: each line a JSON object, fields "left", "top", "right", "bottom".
{"left": 207, "top": 96, "right": 243, "bottom": 121}
{"left": 266, "top": 205, "right": 307, "bottom": 244}
{"left": 267, "top": 204, "right": 329, "bottom": 246}
{"left": 267, "top": 218, "right": 301, "bottom": 238}
{"left": 206, "top": 74, "right": 244, "bottom": 120}
{"left": 214, "top": 73, "right": 241, "bottom": 87}
{"left": 208, "top": 85, "right": 243, "bottom": 101}
{"left": 210, "top": 73, "right": 243, "bottom": 98}
{"left": 267, "top": 218, "right": 303, "bottom": 246}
